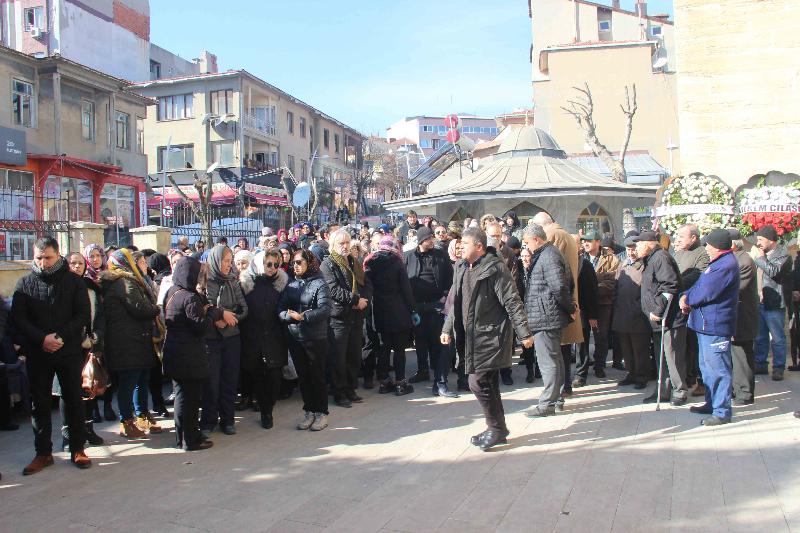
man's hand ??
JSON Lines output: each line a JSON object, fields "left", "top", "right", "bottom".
{"left": 440, "top": 333, "right": 451, "bottom": 345}
{"left": 222, "top": 310, "right": 238, "bottom": 327}
{"left": 17, "top": 355, "right": 25, "bottom": 363}
{"left": 589, "top": 319, "right": 598, "bottom": 329}
{"left": 214, "top": 320, "right": 227, "bottom": 329}
{"left": 753, "top": 246, "right": 765, "bottom": 259}
{"left": 521, "top": 337, "right": 534, "bottom": 349}
{"left": 649, "top": 313, "right": 662, "bottom": 322}
{"left": 793, "top": 291, "right": 800, "bottom": 302}
{"left": 42, "top": 333, "right": 63, "bottom": 353}
{"left": 679, "top": 295, "right": 691, "bottom": 314}
{"left": 355, "top": 298, "right": 368, "bottom": 310}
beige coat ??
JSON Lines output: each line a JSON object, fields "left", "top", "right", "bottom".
{"left": 546, "top": 223, "right": 583, "bottom": 345}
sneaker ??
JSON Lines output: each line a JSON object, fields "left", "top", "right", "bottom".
{"left": 396, "top": 379, "right": 414, "bottom": 396}
{"left": 524, "top": 406, "right": 555, "bottom": 418}
{"left": 120, "top": 419, "right": 146, "bottom": 439}
{"left": 701, "top": 415, "right": 731, "bottom": 426}
{"left": 310, "top": 413, "right": 328, "bottom": 431}
{"left": 379, "top": 378, "right": 397, "bottom": 394}
{"left": 572, "top": 378, "right": 587, "bottom": 388}
{"left": 136, "top": 412, "right": 163, "bottom": 434}
{"left": 555, "top": 402, "right": 565, "bottom": 412}
{"left": 433, "top": 383, "right": 459, "bottom": 398}
{"left": 773, "top": 370, "right": 784, "bottom": 381}
{"left": 408, "top": 369, "right": 430, "bottom": 383}
{"left": 297, "top": 411, "right": 315, "bottom": 430}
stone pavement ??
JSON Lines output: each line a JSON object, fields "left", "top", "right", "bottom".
{"left": 1, "top": 354, "right": 800, "bottom": 533}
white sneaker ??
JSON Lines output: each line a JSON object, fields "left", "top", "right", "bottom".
{"left": 297, "top": 411, "right": 315, "bottom": 430}
{"left": 310, "top": 413, "right": 328, "bottom": 431}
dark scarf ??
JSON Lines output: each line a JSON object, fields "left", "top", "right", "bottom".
{"left": 31, "top": 256, "right": 65, "bottom": 276}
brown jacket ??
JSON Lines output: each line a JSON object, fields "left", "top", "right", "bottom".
{"left": 588, "top": 248, "right": 620, "bottom": 306}
{"left": 546, "top": 223, "right": 582, "bottom": 345}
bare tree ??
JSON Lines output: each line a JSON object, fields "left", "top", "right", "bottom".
{"left": 562, "top": 82, "right": 637, "bottom": 182}
{"left": 363, "top": 136, "right": 405, "bottom": 201}
{"left": 168, "top": 171, "right": 214, "bottom": 248}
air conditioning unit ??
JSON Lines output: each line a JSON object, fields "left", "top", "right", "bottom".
{"left": 29, "top": 27, "right": 43, "bottom": 38}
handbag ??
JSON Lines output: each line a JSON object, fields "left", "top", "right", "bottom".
{"left": 81, "top": 352, "right": 107, "bottom": 399}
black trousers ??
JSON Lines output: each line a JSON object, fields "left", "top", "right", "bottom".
{"left": 254, "top": 362, "right": 283, "bottom": 415}
{"left": 378, "top": 329, "right": 410, "bottom": 381}
{"left": 174, "top": 378, "right": 204, "bottom": 451}
{"left": 0, "top": 372, "right": 11, "bottom": 425}
{"left": 149, "top": 360, "right": 166, "bottom": 407}
{"left": 361, "top": 319, "right": 378, "bottom": 377}
{"left": 289, "top": 337, "right": 329, "bottom": 415}
{"left": 618, "top": 331, "right": 652, "bottom": 385}
{"left": 437, "top": 338, "right": 466, "bottom": 385}
{"left": 331, "top": 318, "right": 364, "bottom": 395}
{"left": 469, "top": 370, "right": 506, "bottom": 433}
{"left": 59, "top": 398, "right": 93, "bottom": 441}
{"left": 575, "top": 319, "right": 593, "bottom": 380}
{"left": 29, "top": 354, "right": 85, "bottom": 455}
{"left": 593, "top": 305, "right": 612, "bottom": 369}
{"left": 413, "top": 310, "right": 444, "bottom": 373}
{"left": 732, "top": 340, "right": 756, "bottom": 403}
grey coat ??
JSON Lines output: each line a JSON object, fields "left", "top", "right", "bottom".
{"left": 522, "top": 242, "right": 577, "bottom": 332}
{"left": 443, "top": 249, "right": 532, "bottom": 374}
{"left": 205, "top": 276, "right": 248, "bottom": 339}
{"left": 612, "top": 260, "right": 651, "bottom": 334}
{"left": 673, "top": 241, "right": 710, "bottom": 290}
{"left": 735, "top": 250, "right": 760, "bottom": 341}
{"left": 755, "top": 244, "right": 792, "bottom": 310}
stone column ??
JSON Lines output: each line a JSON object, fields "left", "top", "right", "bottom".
{"left": 130, "top": 226, "right": 173, "bottom": 254}
{"left": 67, "top": 221, "right": 107, "bottom": 254}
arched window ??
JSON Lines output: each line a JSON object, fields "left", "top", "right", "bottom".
{"left": 577, "top": 202, "right": 612, "bottom": 234}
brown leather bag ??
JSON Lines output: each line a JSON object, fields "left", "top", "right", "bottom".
{"left": 82, "top": 352, "right": 107, "bottom": 399}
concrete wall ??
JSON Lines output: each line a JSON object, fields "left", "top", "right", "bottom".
{"left": 533, "top": 44, "right": 680, "bottom": 173}
{"left": 673, "top": 0, "right": 800, "bottom": 190}
{"left": 149, "top": 43, "right": 201, "bottom": 79}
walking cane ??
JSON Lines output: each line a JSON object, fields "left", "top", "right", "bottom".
{"left": 655, "top": 293, "right": 674, "bottom": 412}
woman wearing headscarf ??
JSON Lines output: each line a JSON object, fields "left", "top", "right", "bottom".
{"left": 100, "top": 249, "right": 164, "bottom": 439}
{"left": 297, "top": 222, "right": 315, "bottom": 250}
{"left": 147, "top": 252, "right": 172, "bottom": 288}
{"left": 201, "top": 245, "right": 249, "bottom": 437}
{"left": 234, "top": 249, "right": 254, "bottom": 274}
{"left": 363, "top": 235, "right": 418, "bottom": 396}
{"left": 291, "top": 224, "right": 302, "bottom": 244}
{"left": 278, "top": 249, "right": 331, "bottom": 431}
{"left": 162, "top": 256, "right": 223, "bottom": 451}
{"left": 321, "top": 230, "right": 372, "bottom": 408}
{"left": 277, "top": 229, "right": 289, "bottom": 245}
{"left": 504, "top": 211, "right": 523, "bottom": 241}
{"left": 239, "top": 250, "right": 289, "bottom": 429}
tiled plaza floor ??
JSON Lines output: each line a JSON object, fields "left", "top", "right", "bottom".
{"left": 1, "top": 352, "right": 799, "bottom": 532}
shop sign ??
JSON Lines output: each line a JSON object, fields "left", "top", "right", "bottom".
{"left": 139, "top": 191, "right": 147, "bottom": 227}
{"left": 0, "top": 126, "right": 26, "bottom": 166}
{"left": 632, "top": 207, "right": 653, "bottom": 217}
{"left": 653, "top": 204, "right": 735, "bottom": 217}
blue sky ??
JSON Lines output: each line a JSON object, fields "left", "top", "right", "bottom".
{"left": 151, "top": 1, "right": 673, "bottom": 136}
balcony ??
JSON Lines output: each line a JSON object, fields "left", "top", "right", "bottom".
{"left": 243, "top": 112, "right": 279, "bottom": 143}
{"left": 244, "top": 158, "right": 278, "bottom": 172}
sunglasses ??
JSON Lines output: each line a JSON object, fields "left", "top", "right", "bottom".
{"left": 435, "top": 231, "right": 446, "bottom": 235}
{"left": 291, "top": 259, "right": 305, "bottom": 266}
{"left": 265, "top": 262, "right": 279, "bottom": 269}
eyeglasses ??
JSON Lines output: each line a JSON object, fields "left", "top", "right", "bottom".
{"left": 291, "top": 259, "right": 305, "bottom": 266}
{"left": 435, "top": 231, "right": 446, "bottom": 235}
{"left": 265, "top": 262, "right": 279, "bottom": 269}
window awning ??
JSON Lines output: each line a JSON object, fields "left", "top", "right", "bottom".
{"left": 246, "top": 192, "right": 288, "bottom": 206}
{"left": 147, "top": 187, "right": 238, "bottom": 208}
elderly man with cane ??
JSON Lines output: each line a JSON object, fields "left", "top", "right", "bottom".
{"left": 680, "top": 229, "right": 740, "bottom": 425}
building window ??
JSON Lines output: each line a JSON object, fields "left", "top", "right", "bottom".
{"left": 287, "top": 155, "right": 295, "bottom": 177}
{"left": 299, "top": 117, "right": 306, "bottom": 138}
{"left": 136, "top": 118, "right": 144, "bottom": 153}
{"left": 212, "top": 141, "right": 235, "bottom": 167}
{"left": 100, "top": 183, "right": 137, "bottom": 241}
{"left": 12, "top": 79, "right": 33, "bottom": 127}
{"left": 323, "top": 129, "right": 329, "bottom": 149}
{"left": 24, "top": 7, "right": 44, "bottom": 30}
{"left": 43, "top": 176, "right": 93, "bottom": 223}
{"left": 157, "top": 144, "right": 194, "bottom": 172}
{"left": 419, "top": 139, "right": 432, "bottom": 149}
{"left": 116, "top": 112, "right": 130, "bottom": 150}
{"left": 334, "top": 134, "right": 339, "bottom": 153}
{"left": 158, "top": 94, "right": 194, "bottom": 121}
{"left": 300, "top": 159, "right": 307, "bottom": 180}
{"left": 323, "top": 166, "right": 332, "bottom": 184}
{"left": 149, "top": 60, "right": 161, "bottom": 81}
{"left": 432, "top": 139, "right": 441, "bottom": 150}
{"left": 211, "top": 90, "right": 233, "bottom": 116}
{"left": 287, "top": 111, "right": 294, "bottom": 134}
{"left": 419, "top": 125, "right": 434, "bottom": 132}
{"left": 599, "top": 20, "right": 611, "bottom": 32}
{"left": 81, "top": 101, "right": 94, "bottom": 141}
{"left": 651, "top": 26, "right": 662, "bottom": 36}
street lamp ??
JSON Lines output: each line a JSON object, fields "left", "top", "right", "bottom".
{"left": 308, "top": 148, "right": 328, "bottom": 221}
{"left": 666, "top": 133, "right": 679, "bottom": 178}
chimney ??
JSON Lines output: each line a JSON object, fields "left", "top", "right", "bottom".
{"left": 612, "top": 0, "right": 620, "bottom": 8}
{"left": 199, "top": 51, "right": 218, "bottom": 74}
{"left": 636, "top": 0, "right": 647, "bottom": 17}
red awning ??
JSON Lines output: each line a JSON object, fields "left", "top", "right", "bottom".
{"left": 147, "top": 190, "right": 238, "bottom": 208}
{"left": 246, "top": 192, "right": 288, "bottom": 206}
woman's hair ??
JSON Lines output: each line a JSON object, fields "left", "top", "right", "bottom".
{"left": 263, "top": 250, "right": 281, "bottom": 264}
{"left": 292, "top": 248, "right": 320, "bottom": 275}
{"left": 196, "top": 262, "right": 211, "bottom": 293}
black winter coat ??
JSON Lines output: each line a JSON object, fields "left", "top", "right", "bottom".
{"left": 320, "top": 255, "right": 373, "bottom": 322}
{"left": 577, "top": 258, "right": 599, "bottom": 322}
{"left": 278, "top": 272, "right": 331, "bottom": 341}
{"left": 100, "top": 268, "right": 161, "bottom": 372}
{"left": 296, "top": 233, "right": 314, "bottom": 250}
{"left": 523, "top": 242, "right": 577, "bottom": 332}
{"left": 612, "top": 260, "right": 651, "bottom": 334}
{"left": 12, "top": 261, "right": 90, "bottom": 362}
{"left": 402, "top": 246, "right": 453, "bottom": 305}
{"left": 364, "top": 251, "right": 417, "bottom": 333}
{"left": 640, "top": 245, "right": 687, "bottom": 330}
{"left": 397, "top": 220, "right": 422, "bottom": 245}
{"left": 239, "top": 268, "right": 289, "bottom": 370}
{"left": 163, "top": 258, "right": 222, "bottom": 381}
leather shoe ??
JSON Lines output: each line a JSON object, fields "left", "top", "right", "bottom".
{"left": 470, "top": 431, "right": 487, "bottom": 446}
{"left": 731, "top": 398, "right": 753, "bottom": 406}
{"left": 617, "top": 377, "right": 635, "bottom": 386}
{"left": 235, "top": 397, "right": 253, "bottom": 411}
{"left": 186, "top": 439, "right": 213, "bottom": 451}
{"left": 595, "top": 368, "right": 606, "bottom": 378}
{"left": 612, "top": 362, "right": 626, "bottom": 371}
{"left": 347, "top": 391, "right": 364, "bottom": 403}
{"left": 479, "top": 429, "right": 509, "bottom": 451}
{"left": 363, "top": 375, "right": 374, "bottom": 389}
{"left": 701, "top": 415, "right": 731, "bottom": 426}
{"left": 524, "top": 406, "right": 555, "bottom": 418}
{"left": 408, "top": 369, "right": 430, "bottom": 383}
{"left": 643, "top": 393, "right": 671, "bottom": 404}
{"left": 103, "top": 403, "right": 117, "bottom": 422}
{"left": 690, "top": 405, "right": 713, "bottom": 414}
{"left": 164, "top": 391, "right": 176, "bottom": 406}
{"left": 634, "top": 382, "right": 647, "bottom": 390}
{"left": 71, "top": 450, "right": 92, "bottom": 469}
{"left": 670, "top": 397, "right": 686, "bottom": 407}
{"left": 333, "top": 395, "right": 352, "bottom": 408}
{"left": 456, "top": 380, "right": 470, "bottom": 392}
{"left": 501, "top": 374, "right": 514, "bottom": 386}
{"left": 691, "top": 384, "right": 706, "bottom": 397}
{"left": 23, "top": 454, "right": 54, "bottom": 476}
{"left": 433, "top": 383, "right": 459, "bottom": 398}
{"left": 526, "top": 368, "right": 535, "bottom": 383}
{"left": 261, "top": 413, "right": 273, "bottom": 429}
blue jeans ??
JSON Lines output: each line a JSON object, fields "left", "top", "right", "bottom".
{"left": 696, "top": 333, "right": 733, "bottom": 420}
{"left": 754, "top": 305, "right": 787, "bottom": 371}
{"left": 117, "top": 369, "right": 150, "bottom": 421}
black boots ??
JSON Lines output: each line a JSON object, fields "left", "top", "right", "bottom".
{"left": 85, "top": 422, "right": 104, "bottom": 445}
{"left": 103, "top": 402, "right": 117, "bottom": 422}
{"left": 261, "top": 412, "right": 273, "bottom": 429}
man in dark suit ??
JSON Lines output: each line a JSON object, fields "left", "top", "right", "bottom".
{"left": 729, "top": 229, "right": 760, "bottom": 405}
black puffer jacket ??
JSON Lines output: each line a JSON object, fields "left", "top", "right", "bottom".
{"left": 523, "top": 242, "right": 577, "bottom": 332}
{"left": 12, "top": 260, "right": 90, "bottom": 362}
{"left": 640, "top": 245, "right": 687, "bottom": 330}
{"left": 364, "top": 250, "right": 417, "bottom": 333}
{"left": 278, "top": 272, "right": 331, "bottom": 341}
{"left": 239, "top": 266, "right": 289, "bottom": 370}
{"left": 403, "top": 246, "right": 454, "bottom": 305}
{"left": 100, "top": 268, "right": 161, "bottom": 372}
{"left": 320, "top": 255, "right": 373, "bottom": 322}
{"left": 163, "top": 258, "right": 222, "bottom": 381}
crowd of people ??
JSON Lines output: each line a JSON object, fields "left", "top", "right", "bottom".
{"left": 1, "top": 206, "right": 796, "bottom": 477}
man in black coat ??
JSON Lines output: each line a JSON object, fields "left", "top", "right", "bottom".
{"left": 728, "top": 229, "right": 759, "bottom": 405}
{"left": 397, "top": 210, "right": 422, "bottom": 245}
{"left": 571, "top": 235, "right": 600, "bottom": 388}
{"left": 13, "top": 236, "right": 92, "bottom": 474}
{"left": 634, "top": 231, "right": 689, "bottom": 406}
{"left": 403, "top": 226, "right": 454, "bottom": 396}
{"left": 311, "top": 222, "right": 338, "bottom": 264}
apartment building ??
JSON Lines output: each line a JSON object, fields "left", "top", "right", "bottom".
{"left": 530, "top": 0, "right": 678, "bottom": 174}
{"left": 386, "top": 115, "right": 500, "bottom": 159}
{"left": 0, "top": 45, "right": 152, "bottom": 256}
{"left": 128, "top": 69, "right": 364, "bottom": 215}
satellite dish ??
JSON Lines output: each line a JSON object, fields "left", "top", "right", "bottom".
{"left": 206, "top": 162, "right": 219, "bottom": 174}
{"left": 201, "top": 114, "right": 214, "bottom": 125}
{"left": 653, "top": 57, "right": 668, "bottom": 69}
{"left": 293, "top": 182, "right": 310, "bottom": 207}
{"left": 214, "top": 116, "right": 227, "bottom": 128}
